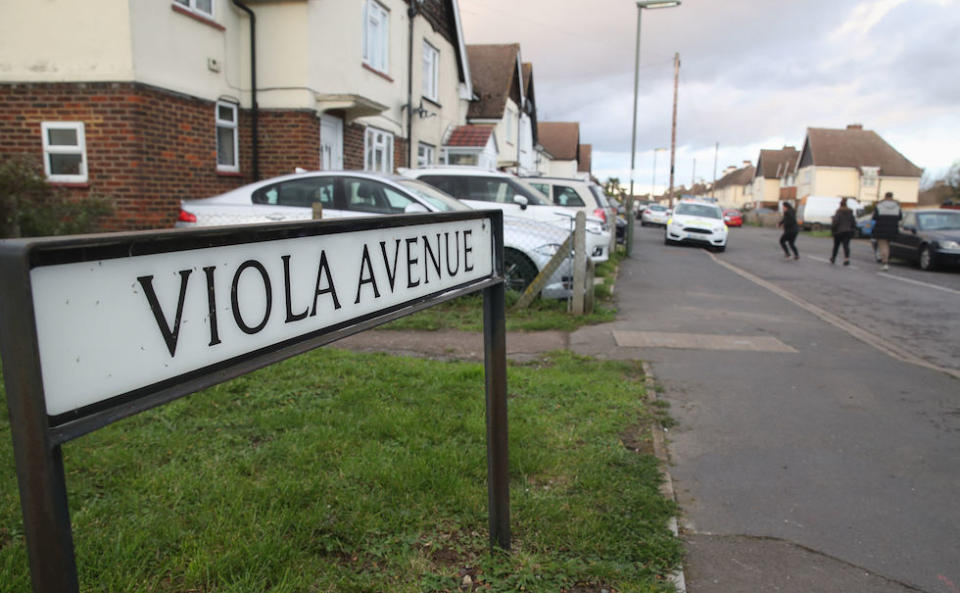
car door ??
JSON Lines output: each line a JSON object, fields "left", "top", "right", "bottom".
{"left": 251, "top": 175, "right": 343, "bottom": 220}
{"left": 892, "top": 211, "right": 921, "bottom": 261}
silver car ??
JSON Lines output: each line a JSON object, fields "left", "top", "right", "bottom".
{"left": 175, "top": 171, "right": 574, "bottom": 298}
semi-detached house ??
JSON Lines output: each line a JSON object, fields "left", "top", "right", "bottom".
{"left": 0, "top": 0, "right": 473, "bottom": 231}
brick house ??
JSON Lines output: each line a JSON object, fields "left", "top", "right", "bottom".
{"left": 751, "top": 146, "right": 799, "bottom": 209}
{"left": 0, "top": 0, "right": 474, "bottom": 231}
{"left": 537, "top": 121, "right": 582, "bottom": 178}
{"left": 713, "top": 162, "right": 756, "bottom": 210}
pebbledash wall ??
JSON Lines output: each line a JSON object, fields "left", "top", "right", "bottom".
{"left": 1, "top": 82, "right": 411, "bottom": 231}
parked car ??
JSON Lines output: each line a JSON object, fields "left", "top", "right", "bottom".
{"left": 890, "top": 208, "right": 960, "bottom": 271}
{"left": 175, "top": 170, "right": 576, "bottom": 298}
{"left": 641, "top": 204, "right": 670, "bottom": 227}
{"left": 399, "top": 167, "right": 611, "bottom": 263}
{"left": 855, "top": 213, "right": 875, "bottom": 238}
{"left": 664, "top": 200, "right": 728, "bottom": 252}
{"left": 797, "top": 196, "right": 865, "bottom": 231}
{"left": 722, "top": 209, "right": 743, "bottom": 227}
{"left": 523, "top": 176, "right": 616, "bottom": 228}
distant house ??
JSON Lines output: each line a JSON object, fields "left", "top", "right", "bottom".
{"left": 714, "top": 162, "right": 756, "bottom": 209}
{"left": 463, "top": 44, "right": 536, "bottom": 174}
{"left": 440, "top": 124, "right": 498, "bottom": 169}
{"left": 795, "top": 124, "right": 923, "bottom": 205}
{"left": 0, "top": 0, "right": 474, "bottom": 230}
{"left": 538, "top": 121, "right": 581, "bottom": 178}
{"left": 578, "top": 144, "right": 593, "bottom": 180}
{"left": 752, "top": 146, "right": 799, "bottom": 208}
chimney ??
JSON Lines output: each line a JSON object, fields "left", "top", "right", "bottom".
{"left": 847, "top": 124, "right": 863, "bottom": 130}
{"left": 743, "top": 160, "right": 752, "bottom": 167}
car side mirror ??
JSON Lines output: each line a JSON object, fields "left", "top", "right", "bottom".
{"left": 404, "top": 203, "right": 428, "bottom": 214}
{"left": 513, "top": 195, "right": 529, "bottom": 210}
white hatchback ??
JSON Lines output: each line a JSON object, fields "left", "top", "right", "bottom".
{"left": 664, "top": 200, "right": 728, "bottom": 252}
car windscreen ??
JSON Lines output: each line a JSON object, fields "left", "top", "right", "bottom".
{"left": 395, "top": 179, "right": 471, "bottom": 212}
{"left": 511, "top": 178, "right": 550, "bottom": 205}
{"left": 675, "top": 203, "right": 721, "bottom": 219}
{"left": 648, "top": 205, "right": 667, "bottom": 212}
{"left": 917, "top": 211, "right": 960, "bottom": 230}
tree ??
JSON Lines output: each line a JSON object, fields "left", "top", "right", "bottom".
{"left": 602, "top": 177, "right": 624, "bottom": 200}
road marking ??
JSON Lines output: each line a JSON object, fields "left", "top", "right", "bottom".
{"left": 878, "top": 272, "right": 960, "bottom": 296}
{"left": 706, "top": 252, "right": 960, "bottom": 381}
{"left": 614, "top": 330, "right": 796, "bottom": 353}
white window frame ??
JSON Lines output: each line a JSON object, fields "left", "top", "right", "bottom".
{"left": 364, "top": 127, "right": 394, "bottom": 174}
{"left": 41, "top": 121, "right": 87, "bottom": 183}
{"left": 421, "top": 40, "right": 439, "bottom": 102}
{"left": 362, "top": 0, "right": 390, "bottom": 74}
{"left": 172, "top": 0, "right": 213, "bottom": 18}
{"left": 417, "top": 142, "right": 435, "bottom": 168}
{"left": 216, "top": 101, "right": 239, "bottom": 173}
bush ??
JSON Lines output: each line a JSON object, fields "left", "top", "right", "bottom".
{"left": 0, "top": 155, "right": 112, "bottom": 238}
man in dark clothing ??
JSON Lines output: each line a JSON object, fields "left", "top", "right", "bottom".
{"left": 872, "top": 191, "right": 902, "bottom": 271}
{"left": 830, "top": 198, "right": 857, "bottom": 265}
{"left": 778, "top": 202, "right": 799, "bottom": 259}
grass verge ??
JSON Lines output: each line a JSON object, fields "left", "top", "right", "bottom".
{"left": 384, "top": 250, "right": 623, "bottom": 332}
{"left": 0, "top": 348, "right": 680, "bottom": 592}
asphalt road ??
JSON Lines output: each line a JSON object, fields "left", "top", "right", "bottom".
{"left": 582, "top": 224, "right": 960, "bottom": 593}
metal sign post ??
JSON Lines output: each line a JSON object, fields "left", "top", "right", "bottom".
{"left": 0, "top": 211, "right": 510, "bottom": 592}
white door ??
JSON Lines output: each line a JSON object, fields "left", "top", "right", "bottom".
{"left": 320, "top": 114, "right": 344, "bottom": 170}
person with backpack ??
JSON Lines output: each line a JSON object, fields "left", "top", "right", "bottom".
{"left": 872, "top": 192, "right": 902, "bottom": 271}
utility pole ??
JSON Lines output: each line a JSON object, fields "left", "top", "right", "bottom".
{"left": 667, "top": 52, "right": 679, "bottom": 209}
{"left": 711, "top": 141, "right": 718, "bottom": 199}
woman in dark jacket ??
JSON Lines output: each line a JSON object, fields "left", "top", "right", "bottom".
{"left": 830, "top": 198, "right": 857, "bottom": 265}
{"left": 778, "top": 202, "right": 799, "bottom": 259}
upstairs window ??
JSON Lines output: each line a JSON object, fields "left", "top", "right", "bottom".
{"left": 173, "top": 0, "right": 213, "bottom": 18}
{"left": 216, "top": 102, "right": 239, "bottom": 172}
{"left": 362, "top": 0, "right": 390, "bottom": 74}
{"left": 421, "top": 41, "right": 439, "bottom": 102}
{"left": 42, "top": 122, "right": 87, "bottom": 183}
{"left": 364, "top": 127, "right": 394, "bottom": 174}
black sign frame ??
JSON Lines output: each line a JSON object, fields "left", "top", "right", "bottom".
{"left": 0, "top": 211, "right": 510, "bottom": 593}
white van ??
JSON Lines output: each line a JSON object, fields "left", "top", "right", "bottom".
{"left": 797, "top": 196, "right": 865, "bottom": 231}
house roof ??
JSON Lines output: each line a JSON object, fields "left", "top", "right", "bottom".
{"left": 445, "top": 124, "right": 495, "bottom": 148}
{"left": 538, "top": 122, "right": 580, "bottom": 161}
{"left": 578, "top": 144, "right": 592, "bottom": 173}
{"left": 756, "top": 146, "right": 799, "bottom": 179}
{"left": 466, "top": 44, "right": 522, "bottom": 120}
{"left": 715, "top": 164, "right": 756, "bottom": 189}
{"left": 799, "top": 125, "right": 922, "bottom": 177}
{"left": 521, "top": 62, "right": 537, "bottom": 144}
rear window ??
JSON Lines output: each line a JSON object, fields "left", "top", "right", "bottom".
{"left": 675, "top": 203, "right": 721, "bottom": 219}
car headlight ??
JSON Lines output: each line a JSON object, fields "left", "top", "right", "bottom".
{"left": 939, "top": 240, "right": 960, "bottom": 249}
{"left": 534, "top": 243, "right": 563, "bottom": 257}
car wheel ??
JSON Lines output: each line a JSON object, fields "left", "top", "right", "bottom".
{"left": 503, "top": 248, "right": 540, "bottom": 293}
{"left": 919, "top": 245, "right": 936, "bottom": 271}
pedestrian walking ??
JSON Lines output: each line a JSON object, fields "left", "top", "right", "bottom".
{"left": 830, "top": 197, "right": 856, "bottom": 265}
{"left": 778, "top": 202, "right": 799, "bottom": 260}
{"left": 872, "top": 191, "right": 902, "bottom": 271}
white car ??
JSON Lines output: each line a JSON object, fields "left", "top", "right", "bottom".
{"left": 398, "top": 167, "right": 611, "bottom": 263}
{"left": 641, "top": 204, "right": 670, "bottom": 227}
{"left": 523, "top": 176, "right": 616, "bottom": 228}
{"left": 175, "top": 171, "right": 575, "bottom": 298}
{"left": 664, "top": 200, "right": 728, "bottom": 252}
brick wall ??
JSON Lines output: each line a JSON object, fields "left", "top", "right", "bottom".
{"left": 344, "top": 122, "right": 366, "bottom": 170}
{"left": 0, "top": 82, "right": 323, "bottom": 231}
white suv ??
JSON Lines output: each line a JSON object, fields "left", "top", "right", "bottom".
{"left": 399, "top": 167, "right": 610, "bottom": 263}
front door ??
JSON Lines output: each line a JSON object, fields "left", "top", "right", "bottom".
{"left": 320, "top": 114, "right": 344, "bottom": 171}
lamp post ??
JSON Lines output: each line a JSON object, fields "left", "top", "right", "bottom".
{"left": 628, "top": 0, "right": 681, "bottom": 202}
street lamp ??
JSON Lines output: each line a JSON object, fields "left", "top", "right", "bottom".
{"left": 628, "top": 0, "right": 681, "bottom": 201}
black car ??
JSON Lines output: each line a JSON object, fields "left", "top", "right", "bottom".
{"left": 890, "top": 209, "right": 960, "bottom": 270}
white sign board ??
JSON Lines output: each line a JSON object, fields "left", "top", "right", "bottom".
{"left": 28, "top": 218, "right": 492, "bottom": 417}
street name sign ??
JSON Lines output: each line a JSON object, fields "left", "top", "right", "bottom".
{"left": 0, "top": 212, "right": 510, "bottom": 593}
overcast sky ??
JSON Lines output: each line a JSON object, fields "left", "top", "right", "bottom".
{"left": 457, "top": 0, "right": 960, "bottom": 193}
